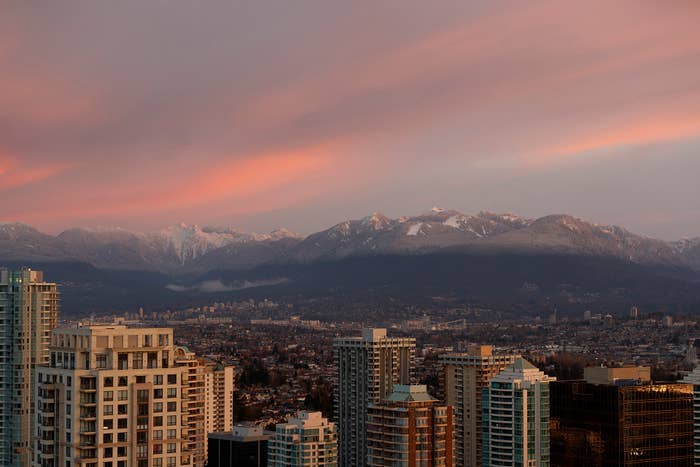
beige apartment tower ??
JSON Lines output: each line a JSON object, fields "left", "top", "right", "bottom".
{"left": 204, "top": 363, "right": 235, "bottom": 434}
{"left": 334, "top": 328, "right": 416, "bottom": 467}
{"left": 440, "top": 345, "right": 517, "bottom": 467}
{"left": 33, "top": 325, "right": 208, "bottom": 467}
{"left": 0, "top": 268, "right": 59, "bottom": 466}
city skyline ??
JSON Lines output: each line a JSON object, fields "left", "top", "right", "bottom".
{"left": 1, "top": 1, "right": 699, "bottom": 239}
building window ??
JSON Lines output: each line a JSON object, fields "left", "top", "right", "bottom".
{"left": 118, "top": 377, "right": 128, "bottom": 387}
{"left": 104, "top": 405, "right": 113, "bottom": 416}
{"left": 153, "top": 402, "right": 163, "bottom": 413}
{"left": 154, "top": 389, "right": 163, "bottom": 399}
{"left": 136, "top": 375, "right": 146, "bottom": 384}
{"left": 118, "top": 390, "right": 128, "bottom": 401}
{"left": 104, "top": 377, "right": 113, "bottom": 387}
{"left": 167, "top": 388, "right": 177, "bottom": 398}
{"left": 104, "top": 391, "right": 113, "bottom": 401}
{"left": 96, "top": 354, "right": 108, "bottom": 369}
{"left": 154, "top": 375, "right": 163, "bottom": 385}
{"left": 117, "top": 353, "right": 128, "bottom": 370}
{"left": 167, "top": 374, "right": 177, "bottom": 385}
{"left": 153, "top": 430, "right": 163, "bottom": 440}
{"left": 148, "top": 352, "right": 158, "bottom": 369}
{"left": 167, "top": 415, "right": 176, "bottom": 426}
{"left": 118, "top": 418, "right": 128, "bottom": 429}
{"left": 154, "top": 416, "right": 163, "bottom": 427}
{"left": 167, "top": 443, "right": 176, "bottom": 453}
{"left": 104, "top": 419, "right": 113, "bottom": 430}
{"left": 117, "top": 432, "right": 127, "bottom": 443}
{"left": 133, "top": 352, "right": 143, "bottom": 369}
{"left": 167, "top": 402, "right": 177, "bottom": 412}
{"left": 167, "top": 429, "right": 177, "bottom": 439}
{"left": 118, "top": 404, "right": 127, "bottom": 415}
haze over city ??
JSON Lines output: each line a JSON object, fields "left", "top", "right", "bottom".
{"left": 1, "top": 1, "right": 699, "bottom": 239}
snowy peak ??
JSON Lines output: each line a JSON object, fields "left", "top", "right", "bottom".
{"left": 361, "top": 212, "right": 392, "bottom": 231}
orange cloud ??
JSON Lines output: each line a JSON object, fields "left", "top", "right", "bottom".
{"left": 523, "top": 111, "right": 700, "bottom": 168}
{"left": 0, "top": 152, "right": 70, "bottom": 191}
{"left": 13, "top": 143, "right": 340, "bottom": 223}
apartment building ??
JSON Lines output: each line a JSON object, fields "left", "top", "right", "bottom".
{"left": 268, "top": 411, "right": 338, "bottom": 466}
{"left": 0, "top": 268, "right": 58, "bottom": 466}
{"left": 334, "top": 328, "right": 416, "bottom": 467}
{"left": 34, "top": 325, "right": 207, "bottom": 467}
{"left": 440, "top": 345, "right": 517, "bottom": 467}
{"left": 367, "top": 384, "right": 454, "bottom": 466}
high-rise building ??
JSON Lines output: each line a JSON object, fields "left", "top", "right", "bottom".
{"left": 440, "top": 345, "right": 517, "bottom": 467}
{"left": 174, "top": 346, "right": 207, "bottom": 467}
{"left": 208, "top": 424, "right": 271, "bottom": 467}
{"left": 0, "top": 268, "right": 58, "bottom": 466}
{"left": 482, "top": 358, "right": 554, "bottom": 467}
{"left": 550, "top": 366, "right": 694, "bottom": 466}
{"left": 334, "top": 328, "right": 415, "bottom": 467}
{"left": 204, "top": 362, "right": 235, "bottom": 434}
{"left": 268, "top": 411, "right": 338, "bottom": 466}
{"left": 681, "top": 367, "right": 700, "bottom": 466}
{"left": 366, "top": 384, "right": 454, "bottom": 466}
{"left": 33, "top": 325, "right": 207, "bottom": 467}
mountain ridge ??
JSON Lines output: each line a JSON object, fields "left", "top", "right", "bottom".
{"left": 1, "top": 210, "right": 699, "bottom": 274}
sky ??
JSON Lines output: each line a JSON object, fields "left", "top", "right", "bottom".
{"left": 1, "top": 0, "right": 699, "bottom": 240}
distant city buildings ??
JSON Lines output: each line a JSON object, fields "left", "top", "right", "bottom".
{"left": 208, "top": 424, "right": 271, "bottom": 467}
{"left": 334, "top": 328, "right": 415, "bottom": 467}
{"left": 366, "top": 384, "right": 454, "bottom": 466}
{"left": 483, "top": 358, "right": 554, "bottom": 466}
{"left": 268, "top": 411, "right": 338, "bottom": 466}
{"left": 440, "top": 345, "right": 517, "bottom": 467}
{"left": 0, "top": 268, "right": 58, "bottom": 466}
{"left": 550, "top": 366, "right": 694, "bottom": 466}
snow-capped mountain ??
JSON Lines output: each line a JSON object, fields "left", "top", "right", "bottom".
{"left": 0, "top": 210, "right": 698, "bottom": 273}
{"left": 0, "top": 223, "right": 300, "bottom": 272}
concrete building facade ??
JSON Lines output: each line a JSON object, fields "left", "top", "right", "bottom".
{"left": 33, "top": 325, "right": 207, "bottom": 467}
{"left": 0, "top": 268, "right": 58, "bottom": 466}
{"left": 334, "top": 328, "right": 416, "bottom": 467}
{"left": 440, "top": 345, "right": 517, "bottom": 467}
{"left": 204, "top": 363, "right": 235, "bottom": 434}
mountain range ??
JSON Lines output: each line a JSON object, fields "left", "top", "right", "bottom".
{"left": 1, "top": 207, "right": 698, "bottom": 273}
{"left": 2, "top": 208, "right": 700, "bottom": 315}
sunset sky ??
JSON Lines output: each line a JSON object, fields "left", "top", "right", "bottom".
{"left": 1, "top": 1, "right": 699, "bottom": 239}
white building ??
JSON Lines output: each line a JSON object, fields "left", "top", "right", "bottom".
{"left": 334, "top": 328, "right": 415, "bottom": 467}
{"left": 268, "top": 411, "right": 337, "bottom": 466}
{"left": 482, "top": 358, "right": 555, "bottom": 467}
